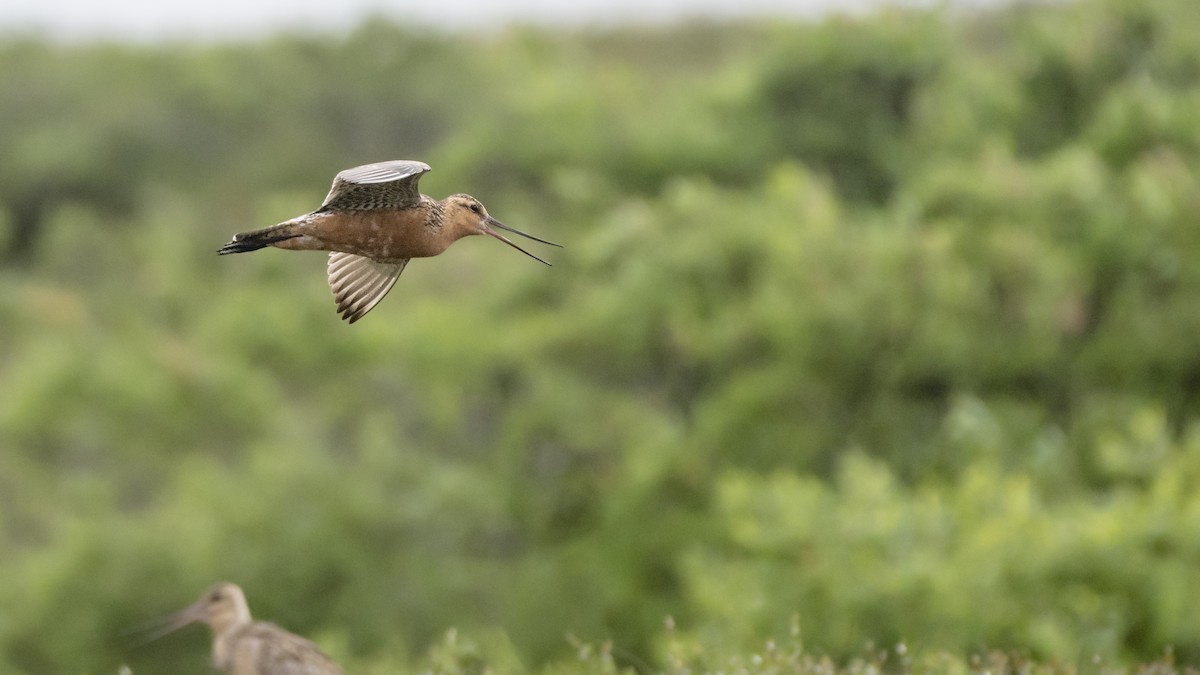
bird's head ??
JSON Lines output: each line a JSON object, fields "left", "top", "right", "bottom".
{"left": 443, "top": 193, "right": 562, "bottom": 265}
{"left": 139, "top": 582, "right": 253, "bottom": 643}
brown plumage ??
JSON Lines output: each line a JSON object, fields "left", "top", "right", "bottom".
{"left": 141, "top": 582, "right": 344, "bottom": 675}
{"left": 218, "top": 160, "right": 561, "bottom": 323}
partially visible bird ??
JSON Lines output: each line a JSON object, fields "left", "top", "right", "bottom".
{"left": 218, "top": 160, "right": 561, "bottom": 323}
{"left": 140, "top": 582, "right": 344, "bottom": 675}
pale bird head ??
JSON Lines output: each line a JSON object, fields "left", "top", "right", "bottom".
{"left": 444, "top": 193, "right": 562, "bottom": 264}
{"left": 138, "top": 582, "right": 253, "bottom": 643}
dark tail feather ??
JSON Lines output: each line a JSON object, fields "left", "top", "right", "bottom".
{"left": 217, "top": 226, "right": 300, "bottom": 255}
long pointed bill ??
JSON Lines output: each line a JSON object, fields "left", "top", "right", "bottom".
{"left": 483, "top": 217, "right": 559, "bottom": 266}
{"left": 488, "top": 217, "right": 563, "bottom": 248}
{"left": 126, "top": 603, "right": 205, "bottom": 647}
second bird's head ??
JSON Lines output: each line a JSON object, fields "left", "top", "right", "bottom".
{"left": 444, "top": 194, "right": 562, "bottom": 265}
{"left": 141, "top": 582, "right": 252, "bottom": 642}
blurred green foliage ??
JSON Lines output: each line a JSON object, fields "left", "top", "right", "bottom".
{"left": 3, "top": 0, "right": 1200, "bottom": 672}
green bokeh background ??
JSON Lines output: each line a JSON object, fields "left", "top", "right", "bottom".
{"left": 3, "top": 0, "right": 1200, "bottom": 672}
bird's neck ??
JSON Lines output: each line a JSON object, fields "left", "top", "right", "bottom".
{"left": 209, "top": 607, "right": 252, "bottom": 667}
{"left": 434, "top": 202, "right": 480, "bottom": 245}
{"left": 212, "top": 621, "right": 249, "bottom": 670}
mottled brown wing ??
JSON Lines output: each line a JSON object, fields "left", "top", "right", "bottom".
{"left": 319, "top": 160, "right": 431, "bottom": 212}
{"left": 238, "top": 623, "right": 345, "bottom": 675}
{"left": 327, "top": 252, "right": 408, "bottom": 324}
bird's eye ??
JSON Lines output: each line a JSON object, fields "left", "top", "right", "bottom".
{"left": 469, "top": 203, "right": 482, "bottom": 214}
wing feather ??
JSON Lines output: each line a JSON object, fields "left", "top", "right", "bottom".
{"left": 319, "top": 160, "right": 431, "bottom": 212}
{"left": 327, "top": 252, "right": 408, "bottom": 323}
{"left": 229, "top": 622, "right": 345, "bottom": 675}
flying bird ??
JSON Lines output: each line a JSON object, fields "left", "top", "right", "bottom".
{"left": 139, "top": 582, "right": 344, "bottom": 675}
{"left": 218, "top": 160, "right": 561, "bottom": 323}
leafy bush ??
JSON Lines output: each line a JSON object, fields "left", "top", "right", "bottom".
{"left": 3, "top": 0, "right": 1200, "bottom": 672}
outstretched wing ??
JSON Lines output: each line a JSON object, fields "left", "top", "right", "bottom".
{"left": 327, "top": 252, "right": 408, "bottom": 323}
{"left": 319, "top": 160, "right": 431, "bottom": 212}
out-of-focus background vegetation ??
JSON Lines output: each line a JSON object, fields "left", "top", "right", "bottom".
{"left": 3, "top": 0, "right": 1200, "bottom": 672}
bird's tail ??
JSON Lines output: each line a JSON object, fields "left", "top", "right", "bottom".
{"left": 217, "top": 222, "right": 301, "bottom": 255}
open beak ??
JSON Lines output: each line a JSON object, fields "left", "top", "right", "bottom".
{"left": 128, "top": 601, "right": 205, "bottom": 647}
{"left": 482, "top": 217, "right": 562, "bottom": 266}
